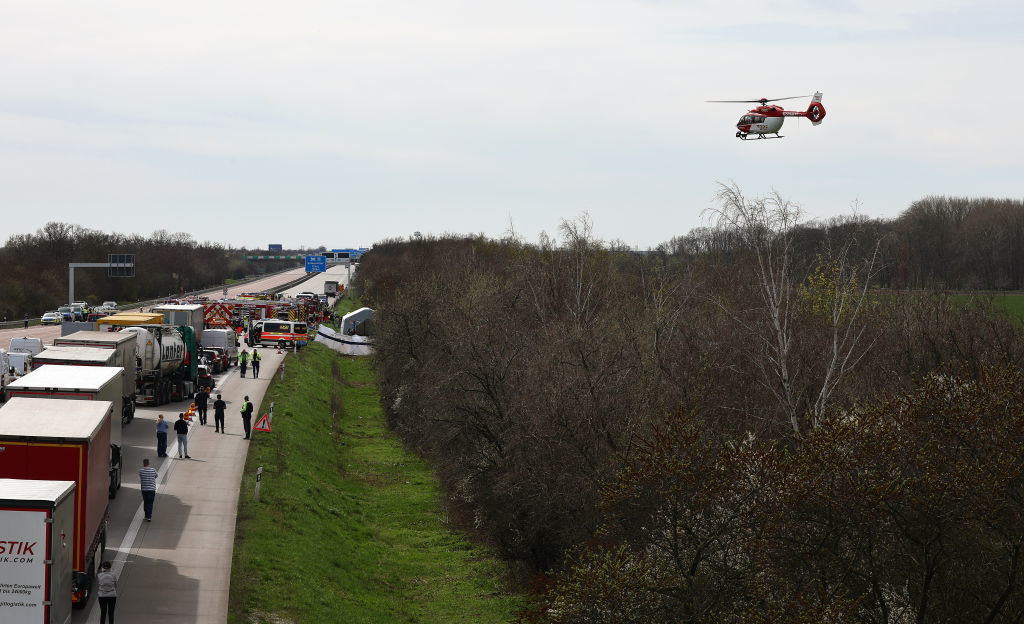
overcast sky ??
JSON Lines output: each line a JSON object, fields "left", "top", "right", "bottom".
{"left": 1, "top": 1, "right": 1020, "bottom": 250}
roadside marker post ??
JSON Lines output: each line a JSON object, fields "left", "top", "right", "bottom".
{"left": 255, "top": 466, "right": 262, "bottom": 502}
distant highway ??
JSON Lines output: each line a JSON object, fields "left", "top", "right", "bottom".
{"left": 277, "top": 263, "right": 353, "bottom": 298}
{"left": 0, "top": 267, "right": 309, "bottom": 348}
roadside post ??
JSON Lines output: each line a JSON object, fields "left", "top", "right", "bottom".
{"left": 255, "top": 466, "right": 262, "bottom": 502}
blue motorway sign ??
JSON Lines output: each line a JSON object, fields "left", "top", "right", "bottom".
{"left": 305, "top": 255, "right": 327, "bottom": 272}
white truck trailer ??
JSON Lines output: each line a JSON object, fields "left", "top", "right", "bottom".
{"left": 6, "top": 366, "right": 126, "bottom": 498}
{"left": 0, "top": 478, "right": 76, "bottom": 624}
{"left": 33, "top": 346, "right": 117, "bottom": 370}
{"left": 52, "top": 331, "right": 138, "bottom": 423}
{"left": 151, "top": 304, "right": 205, "bottom": 342}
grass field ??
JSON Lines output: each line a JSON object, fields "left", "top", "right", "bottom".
{"left": 947, "top": 293, "right": 1024, "bottom": 321}
{"left": 228, "top": 310, "right": 521, "bottom": 623}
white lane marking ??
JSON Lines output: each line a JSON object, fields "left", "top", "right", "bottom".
{"left": 82, "top": 428, "right": 188, "bottom": 623}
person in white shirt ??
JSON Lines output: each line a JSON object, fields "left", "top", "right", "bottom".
{"left": 97, "top": 560, "right": 118, "bottom": 623}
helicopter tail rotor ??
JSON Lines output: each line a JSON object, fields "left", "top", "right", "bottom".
{"left": 806, "top": 92, "right": 826, "bottom": 125}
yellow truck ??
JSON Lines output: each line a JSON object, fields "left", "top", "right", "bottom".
{"left": 95, "top": 312, "right": 164, "bottom": 332}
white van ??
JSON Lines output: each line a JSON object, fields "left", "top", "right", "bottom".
{"left": 7, "top": 352, "right": 32, "bottom": 377}
{"left": 0, "top": 349, "right": 9, "bottom": 399}
{"left": 9, "top": 337, "right": 44, "bottom": 356}
{"left": 201, "top": 328, "right": 239, "bottom": 365}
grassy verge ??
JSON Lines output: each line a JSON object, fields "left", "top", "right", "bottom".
{"left": 229, "top": 324, "right": 521, "bottom": 622}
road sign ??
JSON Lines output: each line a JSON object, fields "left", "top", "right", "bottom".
{"left": 254, "top": 413, "right": 272, "bottom": 432}
{"left": 108, "top": 253, "right": 135, "bottom": 277}
{"left": 305, "top": 255, "right": 326, "bottom": 272}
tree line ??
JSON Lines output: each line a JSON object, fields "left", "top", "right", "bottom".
{"left": 0, "top": 222, "right": 298, "bottom": 319}
{"left": 354, "top": 187, "right": 1024, "bottom": 622}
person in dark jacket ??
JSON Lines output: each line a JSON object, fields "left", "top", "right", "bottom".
{"left": 195, "top": 387, "right": 210, "bottom": 425}
{"left": 213, "top": 393, "right": 227, "bottom": 433}
{"left": 174, "top": 413, "right": 191, "bottom": 458}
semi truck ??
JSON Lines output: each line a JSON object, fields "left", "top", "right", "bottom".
{"left": 0, "top": 398, "right": 113, "bottom": 609}
{"left": 120, "top": 325, "right": 199, "bottom": 405}
{"left": 324, "top": 280, "right": 339, "bottom": 296}
{"left": 51, "top": 330, "right": 138, "bottom": 423}
{"left": 151, "top": 304, "right": 205, "bottom": 343}
{"left": 34, "top": 346, "right": 117, "bottom": 370}
{"left": 6, "top": 365, "right": 125, "bottom": 498}
{"left": 0, "top": 478, "right": 76, "bottom": 624}
{"left": 95, "top": 312, "right": 164, "bottom": 332}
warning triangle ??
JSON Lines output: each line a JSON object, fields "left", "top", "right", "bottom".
{"left": 253, "top": 413, "right": 272, "bottom": 432}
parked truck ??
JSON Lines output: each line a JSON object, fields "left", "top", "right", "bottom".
{"left": 324, "top": 280, "right": 339, "bottom": 296}
{"left": 34, "top": 345, "right": 117, "bottom": 369}
{"left": 95, "top": 312, "right": 164, "bottom": 332}
{"left": 0, "top": 398, "right": 112, "bottom": 609}
{"left": 51, "top": 330, "right": 138, "bottom": 423}
{"left": 6, "top": 366, "right": 125, "bottom": 498}
{"left": 0, "top": 478, "right": 76, "bottom": 624}
{"left": 151, "top": 304, "right": 205, "bottom": 343}
{"left": 120, "top": 325, "right": 199, "bottom": 405}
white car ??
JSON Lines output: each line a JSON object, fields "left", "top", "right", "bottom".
{"left": 41, "top": 311, "right": 63, "bottom": 325}
{"left": 101, "top": 301, "right": 118, "bottom": 310}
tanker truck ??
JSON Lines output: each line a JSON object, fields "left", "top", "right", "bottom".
{"left": 119, "top": 325, "right": 199, "bottom": 405}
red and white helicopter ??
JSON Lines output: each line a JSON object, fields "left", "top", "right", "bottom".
{"left": 707, "top": 92, "right": 825, "bottom": 140}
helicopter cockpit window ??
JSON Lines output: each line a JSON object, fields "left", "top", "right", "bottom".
{"left": 740, "top": 115, "right": 752, "bottom": 124}
{"left": 753, "top": 116, "right": 765, "bottom": 123}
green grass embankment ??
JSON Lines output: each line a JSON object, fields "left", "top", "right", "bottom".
{"left": 229, "top": 315, "right": 521, "bottom": 623}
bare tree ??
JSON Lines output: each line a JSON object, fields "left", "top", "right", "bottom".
{"left": 705, "top": 183, "right": 880, "bottom": 435}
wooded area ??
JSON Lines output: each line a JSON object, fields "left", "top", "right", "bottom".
{"left": 354, "top": 189, "right": 1024, "bottom": 623}
{"left": 0, "top": 222, "right": 297, "bottom": 318}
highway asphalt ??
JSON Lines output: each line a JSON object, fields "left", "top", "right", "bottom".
{"left": 75, "top": 346, "right": 286, "bottom": 623}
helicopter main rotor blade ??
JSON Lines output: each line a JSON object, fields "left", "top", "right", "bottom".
{"left": 706, "top": 95, "right": 811, "bottom": 104}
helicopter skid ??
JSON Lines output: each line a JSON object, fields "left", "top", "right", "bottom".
{"left": 736, "top": 132, "right": 784, "bottom": 140}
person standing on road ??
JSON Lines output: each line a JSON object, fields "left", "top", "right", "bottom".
{"left": 139, "top": 459, "right": 157, "bottom": 521}
{"left": 97, "top": 560, "right": 118, "bottom": 623}
{"left": 155, "top": 414, "right": 169, "bottom": 457}
{"left": 213, "top": 393, "right": 227, "bottom": 433}
{"left": 239, "top": 349, "right": 249, "bottom": 378}
{"left": 251, "top": 349, "right": 261, "bottom": 378}
{"left": 240, "top": 395, "right": 253, "bottom": 439}
{"left": 174, "top": 413, "right": 191, "bottom": 458}
{"left": 196, "top": 387, "right": 210, "bottom": 425}
{"left": 23, "top": 313, "right": 28, "bottom": 328}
